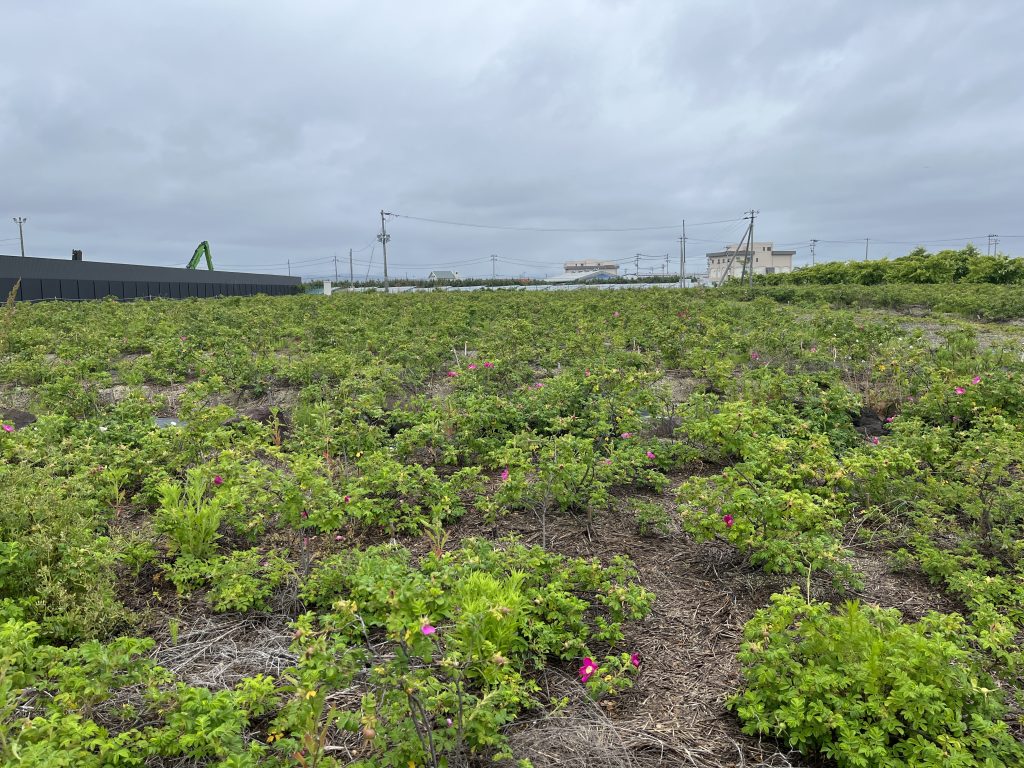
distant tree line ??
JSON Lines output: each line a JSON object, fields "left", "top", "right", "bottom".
{"left": 755, "top": 245, "right": 1024, "bottom": 286}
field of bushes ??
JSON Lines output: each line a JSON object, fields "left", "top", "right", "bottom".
{"left": 1, "top": 285, "right": 1023, "bottom": 767}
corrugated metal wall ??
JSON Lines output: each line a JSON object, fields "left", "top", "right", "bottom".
{"left": 0, "top": 255, "right": 300, "bottom": 301}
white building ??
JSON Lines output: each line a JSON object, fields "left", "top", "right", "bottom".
{"left": 706, "top": 243, "right": 794, "bottom": 285}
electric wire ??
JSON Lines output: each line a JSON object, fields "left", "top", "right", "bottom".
{"left": 387, "top": 212, "right": 741, "bottom": 233}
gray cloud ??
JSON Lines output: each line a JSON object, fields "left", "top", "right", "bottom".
{"left": 1, "top": 0, "right": 1021, "bottom": 277}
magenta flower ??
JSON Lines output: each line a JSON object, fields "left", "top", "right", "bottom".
{"left": 621, "top": 432, "right": 633, "bottom": 439}
{"left": 213, "top": 475, "right": 223, "bottom": 486}
{"left": 500, "top": 468, "right": 509, "bottom": 482}
{"left": 954, "top": 386, "right": 966, "bottom": 395}
{"left": 446, "top": 718, "right": 453, "bottom": 727}
{"left": 750, "top": 351, "right": 760, "bottom": 361}
{"left": 579, "top": 657, "right": 598, "bottom": 683}
{"left": 585, "top": 369, "right": 591, "bottom": 377}
{"left": 344, "top": 494, "right": 351, "bottom": 503}
{"left": 603, "top": 458, "right": 613, "bottom": 465}
{"left": 612, "top": 311, "right": 620, "bottom": 318}
{"left": 971, "top": 375, "right": 982, "bottom": 385}
{"left": 483, "top": 361, "right": 494, "bottom": 368}
{"left": 301, "top": 510, "right": 309, "bottom": 519}
{"left": 534, "top": 382, "right": 543, "bottom": 389}
{"left": 421, "top": 624, "right": 436, "bottom": 636}
{"left": 334, "top": 534, "right": 343, "bottom": 541}
{"left": 447, "top": 371, "right": 459, "bottom": 378}
{"left": 871, "top": 436, "right": 880, "bottom": 445}
{"left": 645, "top": 450, "right": 655, "bottom": 460}
{"left": 885, "top": 416, "right": 894, "bottom": 423}
{"left": 809, "top": 346, "right": 817, "bottom": 353}
{"left": 723, "top": 514, "right": 734, "bottom": 528}
{"left": 630, "top": 653, "right": 641, "bottom": 668}
{"left": 1, "top": 424, "right": 13, "bottom": 433}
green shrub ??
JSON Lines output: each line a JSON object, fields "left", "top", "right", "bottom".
{"left": 155, "top": 471, "right": 226, "bottom": 560}
{"left": 730, "top": 589, "right": 1024, "bottom": 767}
{"left": 0, "top": 465, "right": 125, "bottom": 642}
{"left": 291, "top": 538, "right": 652, "bottom": 763}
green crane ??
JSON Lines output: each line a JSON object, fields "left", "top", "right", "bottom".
{"left": 186, "top": 241, "right": 214, "bottom": 270}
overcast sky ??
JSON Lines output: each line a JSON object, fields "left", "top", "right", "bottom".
{"left": 2, "top": 1, "right": 1022, "bottom": 279}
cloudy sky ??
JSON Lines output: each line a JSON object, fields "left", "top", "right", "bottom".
{"left": 2, "top": 1, "right": 1022, "bottom": 279}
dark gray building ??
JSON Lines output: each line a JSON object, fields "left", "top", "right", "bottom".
{"left": 0, "top": 254, "right": 300, "bottom": 302}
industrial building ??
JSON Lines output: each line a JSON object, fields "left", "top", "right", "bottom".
{"left": 705, "top": 243, "right": 794, "bottom": 285}
{"left": 0, "top": 254, "right": 300, "bottom": 302}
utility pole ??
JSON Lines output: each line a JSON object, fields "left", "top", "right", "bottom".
{"left": 987, "top": 234, "right": 999, "bottom": 256}
{"left": 12, "top": 217, "right": 26, "bottom": 258}
{"left": 744, "top": 209, "right": 758, "bottom": 290}
{"left": 378, "top": 210, "right": 391, "bottom": 294}
{"left": 333, "top": 252, "right": 339, "bottom": 283}
{"left": 864, "top": 237, "right": 870, "bottom": 261}
{"left": 810, "top": 238, "right": 818, "bottom": 266}
{"left": 348, "top": 248, "right": 354, "bottom": 290}
{"left": 491, "top": 254, "right": 497, "bottom": 278}
{"left": 678, "top": 220, "right": 686, "bottom": 288}
{"left": 287, "top": 259, "right": 291, "bottom": 276}
{"left": 634, "top": 253, "right": 641, "bottom": 277}
{"left": 664, "top": 252, "right": 670, "bottom": 275}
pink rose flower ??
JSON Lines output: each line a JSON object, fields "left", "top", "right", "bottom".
{"left": 579, "top": 657, "right": 597, "bottom": 683}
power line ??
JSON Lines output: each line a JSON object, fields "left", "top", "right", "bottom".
{"left": 387, "top": 211, "right": 741, "bottom": 233}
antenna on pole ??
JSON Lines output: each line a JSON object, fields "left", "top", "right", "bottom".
{"left": 810, "top": 238, "right": 818, "bottom": 266}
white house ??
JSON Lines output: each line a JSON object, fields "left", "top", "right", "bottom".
{"left": 428, "top": 270, "right": 460, "bottom": 281}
